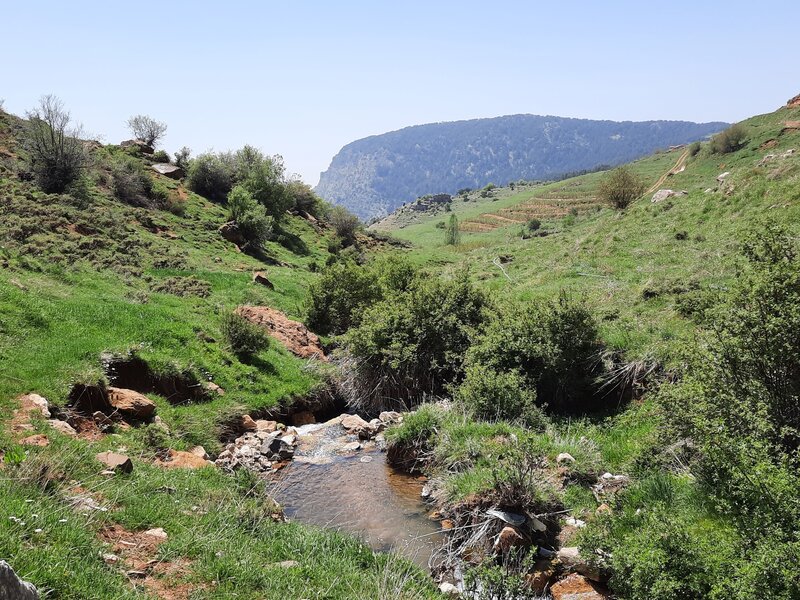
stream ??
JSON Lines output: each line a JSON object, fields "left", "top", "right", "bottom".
{"left": 270, "top": 421, "right": 443, "bottom": 570}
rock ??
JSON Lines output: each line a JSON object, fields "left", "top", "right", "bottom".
{"left": 120, "top": 139, "right": 154, "bottom": 154}
{"left": 596, "top": 503, "right": 612, "bottom": 515}
{"left": 190, "top": 446, "right": 210, "bottom": 460}
{"left": 556, "top": 452, "right": 576, "bottom": 465}
{"left": 235, "top": 305, "right": 327, "bottom": 360}
{"left": 716, "top": 171, "right": 731, "bottom": 183}
{"left": 421, "top": 484, "right": 432, "bottom": 499}
{"left": 565, "top": 517, "right": 586, "bottom": 528}
{"left": 650, "top": 189, "right": 687, "bottom": 203}
{"left": 21, "top": 434, "right": 49, "bottom": 447}
{"left": 550, "top": 574, "right": 610, "bottom": 600}
{"left": 96, "top": 451, "right": 133, "bottom": 474}
{"left": 525, "top": 560, "right": 558, "bottom": 595}
{"left": 341, "top": 441, "right": 361, "bottom": 452}
{"left": 92, "top": 411, "right": 115, "bottom": 431}
{"left": 557, "top": 548, "right": 605, "bottom": 582}
{"left": 438, "top": 582, "right": 460, "bottom": 597}
{"left": 341, "top": 413, "right": 369, "bottom": 432}
{"left": 0, "top": 560, "right": 39, "bottom": 599}
{"left": 144, "top": 527, "right": 168, "bottom": 540}
{"left": 530, "top": 517, "right": 547, "bottom": 532}
{"left": 782, "top": 121, "right": 800, "bottom": 133}
{"left": 102, "top": 553, "right": 119, "bottom": 565}
{"left": 291, "top": 411, "right": 316, "bottom": 426}
{"left": 268, "top": 436, "right": 295, "bottom": 460}
{"left": 486, "top": 509, "right": 526, "bottom": 526}
{"left": 359, "top": 455, "right": 373, "bottom": 463}
{"left": 495, "top": 526, "right": 525, "bottom": 553}
{"left": 18, "top": 393, "right": 50, "bottom": 419}
{"left": 379, "top": 411, "right": 403, "bottom": 424}
{"left": 252, "top": 271, "right": 275, "bottom": 289}
{"left": 219, "top": 221, "right": 245, "bottom": 247}
{"left": 205, "top": 382, "right": 225, "bottom": 396}
{"left": 106, "top": 387, "right": 156, "bottom": 419}
{"left": 48, "top": 419, "right": 77, "bottom": 437}
{"left": 151, "top": 163, "right": 184, "bottom": 179}
{"left": 157, "top": 449, "right": 212, "bottom": 469}
{"left": 782, "top": 148, "right": 796, "bottom": 157}
{"left": 241, "top": 415, "right": 257, "bottom": 431}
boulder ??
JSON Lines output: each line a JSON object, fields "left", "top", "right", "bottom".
{"left": 341, "top": 414, "right": 370, "bottom": 432}
{"left": 241, "top": 415, "right": 257, "bottom": 431}
{"left": 788, "top": 93, "right": 800, "bottom": 108}
{"left": 189, "top": 445, "right": 210, "bottom": 460}
{"left": 205, "top": 382, "right": 225, "bottom": 396}
{"left": 144, "top": 527, "right": 168, "bottom": 540}
{"left": 556, "top": 452, "right": 576, "bottom": 465}
{"left": 107, "top": 387, "right": 156, "bottom": 419}
{"left": 291, "top": 411, "right": 316, "bottom": 426}
{"left": 156, "top": 449, "right": 213, "bottom": 469}
{"left": 48, "top": 419, "right": 77, "bottom": 437}
{"left": 0, "top": 560, "right": 39, "bottom": 599}
{"left": 252, "top": 271, "right": 275, "bottom": 289}
{"left": 255, "top": 419, "right": 278, "bottom": 432}
{"left": 525, "top": 560, "right": 558, "bottom": 595}
{"left": 235, "top": 305, "right": 327, "bottom": 360}
{"left": 495, "top": 526, "right": 525, "bottom": 553}
{"left": 550, "top": 574, "right": 610, "bottom": 600}
{"left": 650, "top": 189, "right": 687, "bottom": 203}
{"left": 18, "top": 393, "right": 50, "bottom": 419}
{"left": 120, "top": 139, "right": 154, "bottom": 154}
{"left": 21, "top": 434, "right": 49, "bottom": 447}
{"left": 151, "top": 163, "right": 184, "bottom": 179}
{"left": 219, "top": 221, "right": 245, "bottom": 246}
{"left": 96, "top": 451, "right": 133, "bottom": 473}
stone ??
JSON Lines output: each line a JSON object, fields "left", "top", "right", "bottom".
{"left": 525, "top": 560, "right": 557, "bottom": 595}
{"left": 219, "top": 221, "right": 245, "bottom": 246}
{"left": 556, "top": 548, "right": 605, "bottom": 583}
{"left": 48, "top": 419, "right": 77, "bottom": 437}
{"left": 341, "top": 414, "right": 370, "bottom": 433}
{"left": 120, "top": 139, "right": 154, "bottom": 154}
{"left": 106, "top": 387, "right": 156, "bottom": 419}
{"left": 241, "top": 415, "right": 257, "bottom": 431}
{"left": 650, "top": 189, "right": 687, "bottom": 203}
{"left": 151, "top": 163, "right": 184, "bottom": 179}
{"left": 156, "top": 449, "right": 212, "bottom": 469}
{"left": 495, "top": 526, "right": 525, "bottom": 553}
{"left": 189, "top": 446, "right": 210, "bottom": 460}
{"left": 255, "top": 419, "right": 278, "bottom": 432}
{"left": 530, "top": 517, "right": 547, "bottom": 532}
{"left": 438, "top": 582, "right": 460, "bottom": 597}
{"left": 19, "top": 393, "right": 50, "bottom": 419}
{"left": 93, "top": 411, "right": 115, "bottom": 431}
{"left": 205, "top": 382, "right": 225, "bottom": 396}
{"left": 102, "top": 553, "right": 119, "bottom": 565}
{"left": 266, "top": 560, "right": 300, "bottom": 569}
{"left": 550, "top": 574, "right": 610, "bottom": 600}
{"left": 96, "top": 451, "right": 133, "bottom": 474}
{"left": 252, "top": 271, "right": 275, "bottom": 289}
{"left": 0, "top": 560, "right": 39, "bottom": 599}
{"left": 596, "top": 503, "right": 612, "bottom": 515}
{"left": 21, "top": 434, "right": 49, "bottom": 447}
{"left": 716, "top": 171, "right": 731, "bottom": 182}
{"left": 788, "top": 93, "right": 800, "bottom": 108}
{"left": 235, "top": 305, "right": 327, "bottom": 360}
{"left": 144, "top": 527, "right": 168, "bottom": 540}
{"left": 341, "top": 441, "right": 361, "bottom": 452}
{"left": 359, "top": 455, "right": 373, "bottom": 463}
{"left": 556, "top": 452, "right": 576, "bottom": 465}
{"left": 291, "top": 411, "right": 316, "bottom": 426}
{"left": 378, "top": 411, "right": 402, "bottom": 424}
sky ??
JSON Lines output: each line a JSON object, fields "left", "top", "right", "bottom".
{"left": 3, "top": 1, "right": 799, "bottom": 185}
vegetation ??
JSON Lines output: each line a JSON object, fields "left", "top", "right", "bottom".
{"left": 444, "top": 213, "right": 460, "bottom": 245}
{"left": 327, "top": 204, "right": 361, "bottom": 245}
{"left": 227, "top": 185, "right": 273, "bottom": 249}
{"left": 598, "top": 166, "right": 646, "bottom": 209}
{"left": 710, "top": 122, "right": 748, "bottom": 154}
{"left": 126, "top": 114, "right": 168, "bottom": 147}
{"left": 221, "top": 311, "right": 271, "bottom": 357}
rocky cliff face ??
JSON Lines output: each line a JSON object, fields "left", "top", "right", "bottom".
{"left": 315, "top": 115, "right": 727, "bottom": 219}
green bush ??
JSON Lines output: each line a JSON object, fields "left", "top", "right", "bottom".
{"left": 187, "top": 151, "right": 235, "bottom": 202}
{"left": 221, "top": 312, "right": 271, "bottom": 357}
{"left": 227, "top": 185, "right": 273, "bottom": 249}
{"left": 444, "top": 214, "right": 460, "bottom": 246}
{"left": 110, "top": 156, "right": 156, "bottom": 206}
{"left": 526, "top": 218, "right": 541, "bottom": 232}
{"left": 327, "top": 205, "right": 361, "bottom": 245}
{"left": 688, "top": 141, "right": 702, "bottom": 157}
{"left": 710, "top": 123, "right": 747, "bottom": 154}
{"left": 463, "top": 294, "right": 602, "bottom": 413}
{"left": 454, "top": 365, "right": 546, "bottom": 427}
{"left": 234, "top": 145, "right": 293, "bottom": 219}
{"left": 151, "top": 149, "right": 170, "bottom": 163}
{"left": 598, "top": 166, "right": 646, "bottom": 210}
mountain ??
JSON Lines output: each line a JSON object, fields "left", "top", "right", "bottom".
{"left": 315, "top": 115, "right": 728, "bottom": 219}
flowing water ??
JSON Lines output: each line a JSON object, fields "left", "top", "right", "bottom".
{"left": 271, "top": 422, "right": 443, "bottom": 570}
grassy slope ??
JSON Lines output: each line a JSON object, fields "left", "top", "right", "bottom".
{"left": 0, "top": 110, "right": 438, "bottom": 599}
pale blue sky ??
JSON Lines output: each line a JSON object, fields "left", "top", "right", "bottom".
{"left": 3, "top": 1, "right": 798, "bottom": 184}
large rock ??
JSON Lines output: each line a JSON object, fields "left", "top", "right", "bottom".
{"left": 120, "top": 139, "right": 154, "bottom": 154}
{"left": 0, "top": 560, "right": 39, "bottom": 599}
{"left": 495, "top": 526, "right": 525, "bottom": 553}
{"left": 550, "top": 574, "right": 610, "bottom": 600}
{"left": 557, "top": 547, "right": 605, "bottom": 582}
{"left": 107, "top": 387, "right": 156, "bottom": 419}
{"left": 651, "top": 189, "right": 687, "bottom": 203}
{"left": 96, "top": 451, "right": 133, "bottom": 474}
{"left": 48, "top": 419, "right": 77, "bottom": 437}
{"left": 151, "top": 163, "right": 184, "bottom": 179}
{"left": 156, "top": 449, "right": 212, "bottom": 469}
{"left": 235, "top": 305, "right": 327, "bottom": 360}
{"left": 18, "top": 393, "right": 50, "bottom": 419}
{"left": 788, "top": 93, "right": 800, "bottom": 108}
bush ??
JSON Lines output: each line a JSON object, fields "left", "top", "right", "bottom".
{"left": 222, "top": 312, "right": 270, "bottom": 357}
{"left": 463, "top": 294, "right": 602, "bottom": 413}
{"left": 234, "top": 145, "right": 292, "bottom": 219}
{"left": 688, "top": 141, "right": 702, "bottom": 157}
{"left": 455, "top": 366, "right": 546, "bottom": 427}
{"left": 287, "top": 179, "right": 324, "bottom": 217}
{"left": 327, "top": 205, "right": 361, "bottom": 245}
{"left": 598, "top": 166, "right": 646, "bottom": 210}
{"left": 24, "top": 95, "right": 87, "bottom": 193}
{"left": 110, "top": 155, "right": 156, "bottom": 206}
{"left": 710, "top": 123, "right": 747, "bottom": 154}
{"left": 187, "top": 151, "right": 235, "bottom": 202}
{"left": 526, "top": 218, "right": 541, "bottom": 232}
{"left": 227, "top": 185, "right": 273, "bottom": 250}
{"left": 151, "top": 149, "right": 170, "bottom": 163}
{"left": 444, "top": 214, "right": 460, "bottom": 246}
{"left": 173, "top": 146, "right": 191, "bottom": 170}
{"left": 126, "top": 114, "right": 167, "bottom": 147}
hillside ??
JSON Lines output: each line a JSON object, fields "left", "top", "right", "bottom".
{"left": 315, "top": 114, "right": 728, "bottom": 219}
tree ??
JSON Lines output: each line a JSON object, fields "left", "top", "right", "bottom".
{"left": 227, "top": 185, "right": 273, "bottom": 250}
{"left": 126, "top": 114, "right": 168, "bottom": 147}
{"left": 173, "top": 146, "right": 191, "bottom": 170}
{"left": 598, "top": 166, "right": 645, "bottom": 210}
{"left": 25, "top": 95, "right": 87, "bottom": 193}
{"left": 444, "top": 214, "right": 460, "bottom": 245}
{"left": 328, "top": 205, "right": 361, "bottom": 245}
{"left": 234, "top": 146, "right": 293, "bottom": 219}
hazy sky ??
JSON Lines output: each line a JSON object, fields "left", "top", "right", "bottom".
{"left": 3, "top": 1, "right": 799, "bottom": 185}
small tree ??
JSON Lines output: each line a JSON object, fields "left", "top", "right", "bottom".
{"left": 710, "top": 123, "right": 747, "bottom": 154}
{"left": 173, "top": 146, "right": 191, "bottom": 170}
{"left": 126, "top": 115, "right": 168, "bottom": 147}
{"left": 444, "top": 214, "right": 460, "bottom": 246}
{"left": 598, "top": 166, "right": 645, "bottom": 210}
{"left": 328, "top": 205, "right": 361, "bottom": 245}
{"left": 227, "top": 185, "right": 273, "bottom": 249}
{"left": 25, "top": 95, "right": 87, "bottom": 193}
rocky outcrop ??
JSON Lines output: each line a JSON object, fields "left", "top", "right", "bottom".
{"left": 120, "top": 139, "right": 154, "bottom": 155}
{"left": 651, "top": 189, "right": 688, "bottom": 203}
{"left": 787, "top": 93, "right": 800, "bottom": 108}
{"left": 218, "top": 221, "right": 245, "bottom": 247}
{"left": 0, "top": 561, "right": 39, "bottom": 599}
{"left": 215, "top": 429, "right": 298, "bottom": 473}
{"left": 252, "top": 271, "right": 274, "bottom": 289}
{"left": 235, "top": 306, "right": 327, "bottom": 360}
{"left": 151, "top": 163, "right": 184, "bottom": 179}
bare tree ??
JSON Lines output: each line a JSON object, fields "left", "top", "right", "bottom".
{"left": 126, "top": 114, "right": 167, "bottom": 147}
{"left": 25, "top": 94, "right": 87, "bottom": 192}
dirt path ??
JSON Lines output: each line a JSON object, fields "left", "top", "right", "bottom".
{"left": 647, "top": 147, "right": 690, "bottom": 194}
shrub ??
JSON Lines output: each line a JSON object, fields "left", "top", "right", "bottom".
{"left": 24, "top": 95, "right": 87, "bottom": 193}
{"left": 455, "top": 366, "right": 546, "bottom": 428}
{"left": 227, "top": 185, "right": 273, "bottom": 249}
{"left": 126, "top": 114, "right": 167, "bottom": 147}
{"left": 173, "top": 146, "right": 191, "bottom": 170}
{"left": 234, "top": 146, "right": 293, "bottom": 219}
{"left": 287, "top": 179, "right": 324, "bottom": 217}
{"left": 327, "top": 205, "right": 361, "bottom": 245}
{"left": 710, "top": 123, "right": 747, "bottom": 154}
{"left": 187, "top": 152, "right": 235, "bottom": 202}
{"left": 464, "top": 294, "right": 602, "bottom": 413}
{"left": 151, "top": 149, "right": 170, "bottom": 163}
{"left": 222, "top": 312, "right": 270, "bottom": 357}
{"left": 526, "top": 218, "right": 541, "bottom": 232}
{"left": 598, "top": 166, "right": 646, "bottom": 210}
{"left": 435, "top": 221, "right": 445, "bottom": 229}
{"left": 444, "top": 214, "right": 460, "bottom": 246}
{"left": 688, "top": 141, "right": 702, "bottom": 157}
{"left": 110, "top": 155, "right": 155, "bottom": 206}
